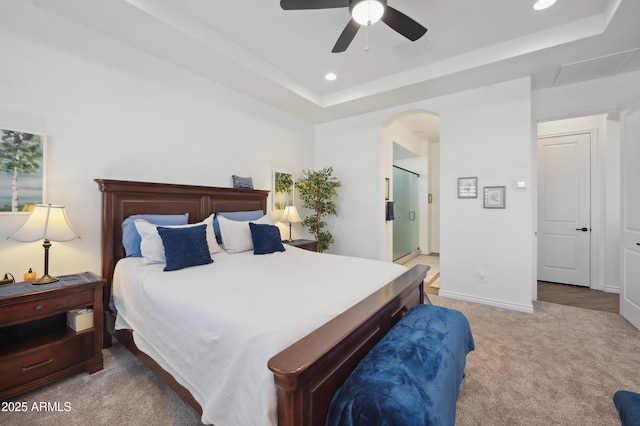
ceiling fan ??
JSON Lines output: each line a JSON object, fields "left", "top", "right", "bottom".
{"left": 280, "top": 0, "right": 428, "bottom": 53}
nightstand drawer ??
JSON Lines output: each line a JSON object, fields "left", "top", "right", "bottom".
{"left": 0, "top": 289, "right": 93, "bottom": 326}
{"left": 0, "top": 332, "right": 93, "bottom": 392}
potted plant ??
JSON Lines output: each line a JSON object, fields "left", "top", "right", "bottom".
{"left": 295, "top": 167, "right": 341, "bottom": 253}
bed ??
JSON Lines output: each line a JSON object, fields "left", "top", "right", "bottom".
{"left": 95, "top": 179, "right": 429, "bottom": 426}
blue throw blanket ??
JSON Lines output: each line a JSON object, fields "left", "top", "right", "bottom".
{"left": 327, "top": 304, "right": 474, "bottom": 426}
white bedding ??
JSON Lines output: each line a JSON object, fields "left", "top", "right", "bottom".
{"left": 113, "top": 245, "right": 407, "bottom": 426}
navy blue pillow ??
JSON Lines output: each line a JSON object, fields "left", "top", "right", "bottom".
{"left": 249, "top": 222, "right": 285, "bottom": 255}
{"left": 157, "top": 224, "right": 213, "bottom": 271}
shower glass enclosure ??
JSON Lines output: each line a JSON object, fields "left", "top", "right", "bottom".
{"left": 392, "top": 166, "right": 419, "bottom": 261}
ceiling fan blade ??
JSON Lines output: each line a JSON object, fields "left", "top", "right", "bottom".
{"left": 381, "top": 6, "right": 427, "bottom": 41}
{"left": 280, "top": 0, "right": 349, "bottom": 10}
{"left": 332, "top": 19, "right": 360, "bottom": 53}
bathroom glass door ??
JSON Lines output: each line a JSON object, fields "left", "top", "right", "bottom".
{"left": 393, "top": 166, "right": 419, "bottom": 261}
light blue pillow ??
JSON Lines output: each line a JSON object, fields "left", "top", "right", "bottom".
{"left": 213, "top": 210, "right": 264, "bottom": 243}
{"left": 157, "top": 224, "right": 213, "bottom": 271}
{"left": 122, "top": 213, "right": 189, "bottom": 257}
{"left": 249, "top": 222, "right": 285, "bottom": 255}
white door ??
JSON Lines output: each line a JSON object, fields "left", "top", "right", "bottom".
{"left": 621, "top": 107, "right": 640, "bottom": 330}
{"left": 537, "top": 133, "right": 591, "bottom": 286}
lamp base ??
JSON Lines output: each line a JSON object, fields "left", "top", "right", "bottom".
{"left": 32, "top": 274, "right": 60, "bottom": 285}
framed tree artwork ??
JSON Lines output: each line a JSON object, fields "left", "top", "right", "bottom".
{"left": 0, "top": 128, "right": 46, "bottom": 213}
{"left": 273, "top": 171, "right": 294, "bottom": 210}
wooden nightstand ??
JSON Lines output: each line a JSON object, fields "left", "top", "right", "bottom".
{"left": 284, "top": 239, "right": 318, "bottom": 252}
{"left": 0, "top": 272, "right": 104, "bottom": 400}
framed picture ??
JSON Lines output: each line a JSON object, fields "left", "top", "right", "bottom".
{"left": 0, "top": 128, "right": 46, "bottom": 213}
{"left": 273, "top": 171, "right": 294, "bottom": 210}
{"left": 385, "top": 177, "right": 390, "bottom": 200}
{"left": 483, "top": 186, "right": 506, "bottom": 209}
{"left": 457, "top": 177, "right": 478, "bottom": 198}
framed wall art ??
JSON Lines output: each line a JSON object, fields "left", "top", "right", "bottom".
{"left": 0, "top": 128, "right": 46, "bottom": 213}
{"left": 273, "top": 171, "right": 294, "bottom": 210}
{"left": 457, "top": 176, "right": 478, "bottom": 198}
{"left": 483, "top": 186, "right": 506, "bottom": 209}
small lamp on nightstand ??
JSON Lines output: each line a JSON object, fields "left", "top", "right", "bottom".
{"left": 279, "top": 205, "right": 302, "bottom": 242}
{"left": 9, "top": 204, "right": 79, "bottom": 285}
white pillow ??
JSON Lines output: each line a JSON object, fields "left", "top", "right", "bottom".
{"left": 135, "top": 214, "right": 221, "bottom": 264}
{"left": 217, "top": 214, "right": 272, "bottom": 254}
{"left": 201, "top": 213, "right": 222, "bottom": 254}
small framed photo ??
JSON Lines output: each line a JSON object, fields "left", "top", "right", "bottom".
{"left": 457, "top": 177, "right": 477, "bottom": 198}
{"left": 483, "top": 186, "right": 506, "bottom": 209}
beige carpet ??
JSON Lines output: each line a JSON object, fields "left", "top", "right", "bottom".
{"left": 4, "top": 296, "right": 638, "bottom": 425}
{"left": 432, "top": 294, "right": 640, "bottom": 426}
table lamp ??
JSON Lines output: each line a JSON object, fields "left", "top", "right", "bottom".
{"left": 279, "top": 205, "right": 302, "bottom": 242}
{"left": 9, "top": 204, "right": 79, "bottom": 284}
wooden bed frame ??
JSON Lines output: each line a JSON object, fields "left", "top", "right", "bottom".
{"left": 95, "top": 178, "right": 429, "bottom": 426}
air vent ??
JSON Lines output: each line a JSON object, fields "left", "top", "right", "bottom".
{"left": 395, "top": 36, "right": 434, "bottom": 61}
{"left": 553, "top": 48, "right": 639, "bottom": 86}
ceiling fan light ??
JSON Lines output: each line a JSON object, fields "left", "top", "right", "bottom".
{"left": 533, "top": 0, "right": 557, "bottom": 11}
{"left": 351, "top": 0, "right": 385, "bottom": 26}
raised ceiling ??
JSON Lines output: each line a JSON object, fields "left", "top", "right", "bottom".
{"left": 14, "top": 0, "right": 640, "bottom": 123}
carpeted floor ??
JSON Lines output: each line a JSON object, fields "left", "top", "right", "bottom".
{"left": 3, "top": 295, "right": 638, "bottom": 425}
{"left": 432, "top": 294, "right": 640, "bottom": 426}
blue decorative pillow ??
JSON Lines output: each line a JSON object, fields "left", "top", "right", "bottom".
{"left": 232, "top": 175, "right": 253, "bottom": 189}
{"left": 157, "top": 224, "right": 213, "bottom": 271}
{"left": 249, "top": 222, "right": 285, "bottom": 255}
{"left": 213, "top": 210, "right": 264, "bottom": 243}
{"left": 614, "top": 390, "right": 640, "bottom": 426}
{"left": 122, "top": 213, "right": 189, "bottom": 257}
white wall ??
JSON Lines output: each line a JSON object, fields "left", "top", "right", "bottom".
{"left": 532, "top": 71, "right": 640, "bottom": 123}
{"left": 317, "top": 78, "right": 535, "bottom": 312}
{"left": 314, "top": 125, "right": 385, "bottom": 259}
{"left": 437, "top": 80, "right": 534, "bottom": 312}
{"left": 428, "top": 142, "right": 441, "bottom": 253}
{"left": 537, "top": 114, "right": 621, "bottom": 292}
{"left": 0, "top": 5, "right": 314, "bottom": 279}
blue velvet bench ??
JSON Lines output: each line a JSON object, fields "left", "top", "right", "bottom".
{"left": 327, "top": 304, "right": 475, "bottom": 426}
{"left": 614, "top": 390, "right": 640, "bottom": 426}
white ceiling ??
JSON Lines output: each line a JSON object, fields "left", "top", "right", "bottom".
{"left": 21, "top": 0, "right": 640, "bottom": 127}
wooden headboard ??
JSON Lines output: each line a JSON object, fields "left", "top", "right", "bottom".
{"left": 95, "top": 179, "right": 269, "bottom": 312}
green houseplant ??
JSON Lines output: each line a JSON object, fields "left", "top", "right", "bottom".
{"left": 295, "top": 167, "right": 341, "bottom": 253}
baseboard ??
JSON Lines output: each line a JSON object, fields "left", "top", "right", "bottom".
{"left": 603, "top": 285, "right": 620, "bottom": 294}
{"left": 437, "top": 290, "right": 534, "bottom": 314}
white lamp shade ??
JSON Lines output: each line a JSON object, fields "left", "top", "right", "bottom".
{"left": 10, "top": 204, "right": 79, "bottom": 242}
{"left": 280, "top": 205, "right": 302, "bottom": 224}
{"left": 351, "top": 0, "right": 385, "bottom": 25}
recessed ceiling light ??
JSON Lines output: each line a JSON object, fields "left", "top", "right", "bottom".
{"left": 533, "top": 0, "right": 557, "bottom": 11}
{"left": 325, "top": 72, "right": 337, "bottom": 81}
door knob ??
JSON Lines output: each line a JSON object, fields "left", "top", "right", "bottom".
{"left": 575, "top": 227, "right": 589, "bottom": 232}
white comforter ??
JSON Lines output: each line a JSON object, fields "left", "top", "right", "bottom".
{"left": 112, "top": 246, "right": 407, "bottom": 426}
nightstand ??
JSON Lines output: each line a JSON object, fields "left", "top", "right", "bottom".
{"left": 0, "top": 272, "right": 104, "bottom": 400}
{"left": 284, "top": 239, "right": 318, "bottom": 252}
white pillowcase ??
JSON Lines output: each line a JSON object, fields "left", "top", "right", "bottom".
{"left": 135, "top": 213, "right": 222, "bottom": 264}
{"left": 217, "top": 214, "right": 272, "bottom": 254}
